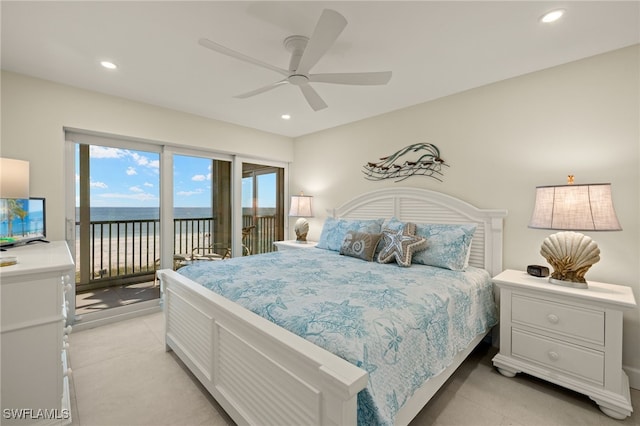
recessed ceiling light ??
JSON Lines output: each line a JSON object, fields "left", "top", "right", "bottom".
{"left": 540, "top": 9, "right": 565, "bottom": 23}
{"left": 281, "top": 114, "right": 291, "bottom": 120}
{"left": 100, "top": 61, "right": 118, "bottom": 70}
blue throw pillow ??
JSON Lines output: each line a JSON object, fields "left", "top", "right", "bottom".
{"left": 383, "top": 218, "right": 476, "bottom": 271}
{"left": 317, "top": 218, "right": 384, "bottom": 251}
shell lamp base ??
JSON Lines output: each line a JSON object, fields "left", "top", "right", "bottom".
{"left": 549, "top": 277, "right": 588, "bottom": 289}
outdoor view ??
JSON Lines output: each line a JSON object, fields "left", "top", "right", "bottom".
{"left": 78, "top": 147, "right": 276, "bottom": 216}
{"left": 74, "top": 145, "right": 281, "bottom": 301}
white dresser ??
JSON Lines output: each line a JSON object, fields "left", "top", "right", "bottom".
{"left": 1, "top": 241, "right": 74, "bottom": 425}
{"left": 491, "top": 269, "right": 637, "bottom": 419}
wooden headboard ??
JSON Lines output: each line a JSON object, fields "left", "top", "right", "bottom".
{"left": 331, "top": 187, "right": 507, "bottom": 276}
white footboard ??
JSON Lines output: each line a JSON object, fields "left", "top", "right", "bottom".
{"left": 157, "top": 269, "right": 368, "bottom": 426}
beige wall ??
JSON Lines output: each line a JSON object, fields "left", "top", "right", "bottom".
{"left": 292, "top": 45, "right": 640, "bottom": 384}
{"left": 1, "top": 70, "right": 294, "bottom": 243}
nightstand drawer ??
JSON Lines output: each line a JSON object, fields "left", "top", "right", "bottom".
{"left": 512, "top": 329, "right": 604, "bottom": 385}
{"left": 512, "top": 295, "right": 604, "bottom": 345}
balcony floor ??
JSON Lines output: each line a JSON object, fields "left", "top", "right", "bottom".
{"left": 76, "top": 281, "right": 160, "bottom": 315}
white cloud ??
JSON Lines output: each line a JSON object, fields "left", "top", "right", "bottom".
{"left": 177, "top": 189, "right": 203, "bottom": 197}
{"left": 126, "top": 166, "right": 137, "bottom": 176}
{"left": 90, "top": 146, "right": 126, "bottom": 159}
{"left": 129, "top": 186, "right": 143, "bottom": 193}
{"left": 143, "top": 182, "right": 154, "bottom": 187}
{"left": 98, "top": 192, "right": 157, "bottom": 202}
{"left": 192, "top": 173, "right": 212, "bottom": 182}
{"left": 129, "top": 152, "right": 159, "bottom": 170}
{"left": 90, "top": 181, "right": 108, "bottom": 189}
{"left": 130, "top": 152, "right": 147, "bottom": 166}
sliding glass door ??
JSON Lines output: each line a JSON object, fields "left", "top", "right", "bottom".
{"left": 242, "top": 163, "right": 284, "bottom": 255}
{"left": 73, "top": 142, "right": 161, "bottom": 315}
{"left": 173, "top": 154, "right": 231, "bottom": 264}
{"left": 65, "top": 130, "right": 287, "bottom": 324}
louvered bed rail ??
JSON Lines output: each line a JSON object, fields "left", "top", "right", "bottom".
{"left": 159, "top": 269, "right": 368, "bottom": 425}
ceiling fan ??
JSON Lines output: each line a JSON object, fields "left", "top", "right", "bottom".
{"left": 198, "top": 9, "right": 392, "bottom": 111}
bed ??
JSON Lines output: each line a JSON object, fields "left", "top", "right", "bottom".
{"left": 157, "top": 187, "right": 507, "bottom": 425}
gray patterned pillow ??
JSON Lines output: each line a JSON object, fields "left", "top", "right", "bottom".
{"left": 377, "top": 223, "right": 427, "bottom": 267}
{"left": 339, "top": 231, "right": 382, "bottom": 261}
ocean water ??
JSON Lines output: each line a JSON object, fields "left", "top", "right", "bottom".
{"left": 4, "top": 206, "right": 274, "bottom": 239}
{"left": 83, "top": 207, "right": 212, "bottom": 221}
{"left": 76, "top": 207, "right": 215, "bottom": 239}
{"left": 80, "top": 207, "right": 275, "bottom": 222}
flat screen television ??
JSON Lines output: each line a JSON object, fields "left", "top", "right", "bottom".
{"left": 0, "top": 197, "right": 47, "bottom": 248}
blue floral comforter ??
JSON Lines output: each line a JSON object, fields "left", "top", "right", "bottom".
{"left": 178, "top": 248, "right": 497, "bottom": 425}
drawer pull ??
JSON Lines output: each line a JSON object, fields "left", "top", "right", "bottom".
{"left": 548, "top": 351, "right": 559, "bottom": 361}
{"left": 547, "top": 314, "right": 559, "bottom": 324}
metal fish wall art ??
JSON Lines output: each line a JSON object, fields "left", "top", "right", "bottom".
{"left": 362, "top": 143, "right": 448, "bottom": 182}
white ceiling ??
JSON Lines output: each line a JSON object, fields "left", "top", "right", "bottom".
{"left": 2, "top": 1, "right": 639, "bottom": 138}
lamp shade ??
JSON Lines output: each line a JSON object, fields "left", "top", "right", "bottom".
{"left": 529, "top": 183, "right": 621, "bottom": 231}
{"left": 0, "top": 158, "right": 30, "bottom": 199}
{"left": 289, "top": 195, "right": 313, "bottom": 217}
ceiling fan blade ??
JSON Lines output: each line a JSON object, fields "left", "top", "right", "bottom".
{"left": 198, "top": 38, "right": 290, "bottom": 77}
{"left": 299, "top": 84, "right": 328, "bottom": 111}
{"left": 234, "top": 79, "right": 288, "bottom": 99}
{"left": 296, "top": 9, "right": 347, "bottom": 75}
{"left": 309, "top": 71, "right": 392, "bottom": 85}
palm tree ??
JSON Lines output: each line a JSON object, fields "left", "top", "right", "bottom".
{"left": 0, "top": 199, "right": 28, "bottom": 237}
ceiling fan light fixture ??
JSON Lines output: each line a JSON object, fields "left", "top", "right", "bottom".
{"left": 540, "top": 9, "right": 565, "bottom": 23}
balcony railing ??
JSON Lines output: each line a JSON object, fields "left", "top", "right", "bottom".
{"left": 76, "top": 215, "right": 277, "bottom": 291}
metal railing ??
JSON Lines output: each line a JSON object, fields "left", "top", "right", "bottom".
{"left": 76, "top": 215, "right": 276, "bottom": 291}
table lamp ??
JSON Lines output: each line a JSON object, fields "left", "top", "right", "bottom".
{"left": 289, "top": 193, "right": 313, "bottom": 243}
{"left": 0, "top": 158, "right": 30, "bottom": 199}
{"left": 528, "top": 177, "right": 621, "bottom": 288}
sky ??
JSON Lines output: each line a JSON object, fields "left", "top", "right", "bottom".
{"left": 76, "top": 146, "right": 276, "bottom": 208}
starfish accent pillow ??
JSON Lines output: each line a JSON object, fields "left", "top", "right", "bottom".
{"left": 377, "top": 222, "right": 427, "bottom": 267}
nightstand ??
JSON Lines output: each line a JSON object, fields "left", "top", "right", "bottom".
{"left": 273, "top": 240, "right": 318, "bottom": 251}
{"left": 491, "top": 269, "right": 637, "bottom": 419}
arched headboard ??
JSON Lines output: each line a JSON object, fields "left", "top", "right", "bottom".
{"left": 331, "top": 187, "right": 507, "bottom": 276}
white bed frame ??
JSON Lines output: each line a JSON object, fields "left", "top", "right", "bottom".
{"left": 157, "top": 187, "right": 507, "bottom": 426}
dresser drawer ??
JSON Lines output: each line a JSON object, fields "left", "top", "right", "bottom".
{"left": 512, "top": 329, "right": 604, "bottom": 385}
{"left": 512, "top": 295, "right": 604, "bottom": 345}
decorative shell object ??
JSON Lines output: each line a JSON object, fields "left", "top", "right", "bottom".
{"left": 294, "top": 218, "right": 309, "bottom": 242}
{"left": 540, "top": 231, "right": 600, "bottom": 284}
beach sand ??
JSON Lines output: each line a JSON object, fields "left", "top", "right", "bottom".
{"left": 74, "top": 233, "right": 211, "bottom": 275}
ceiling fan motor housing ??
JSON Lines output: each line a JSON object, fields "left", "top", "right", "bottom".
{"left": 288, "top": 74, "right": 309, "bottom": 86}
